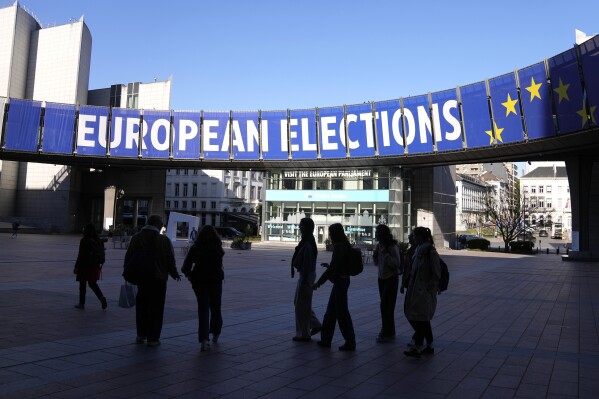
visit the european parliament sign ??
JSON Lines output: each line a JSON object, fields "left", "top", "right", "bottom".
{"left": 2, "top": 36, "right": 599, "bottom": 161}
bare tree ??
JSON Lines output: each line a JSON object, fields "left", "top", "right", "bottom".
{"left": 483, "top": 186, "right": 537, "bottom": 251}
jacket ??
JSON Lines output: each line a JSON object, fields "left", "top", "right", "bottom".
{"left": 292, "top": 236, "right": 317, "bottom": 286}
{"left": 181, "top": 240, "right": 225, "bottom": 284}
{"left": 374, "top": 242, "right": 401, "bottom": 280}
{"left": 75, "top": 236, "right": 102, "bottom": 282}
{"left": 316, "top": 240, "right": 351, "bottom": 286}
{"left": 125, "top": 226, "right": 179, "bottom": 282}
{"left": 403, "top": 242, "right": 441, "bottom": 321}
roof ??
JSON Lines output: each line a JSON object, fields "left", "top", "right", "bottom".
{"left": 521, "top": 166, "right": 568, "bottom": 179}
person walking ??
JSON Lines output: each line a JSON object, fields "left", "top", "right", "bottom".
{"left": 372, "top": 224, "right": 401, "bottom": 343}
{"left": 124, "top": 215, "right": 181, "bottom": 347}
{"left": 291, "top": 218, "right": 322, "bottom": 342}
{"left": 313, "top": 223, "right": 356, "bottom": 351}
{"left": 181, "top": 225, "right": 225, "bottom": 351}
{"left": 11, "top": 221, "right": 20, "bottom": 238}
{"left": 403, "top": 227, "right": 441, "bottom": 358}
{"left": 189, "top": 226, "right": 198, "bottom": 243}
{"left": 73, "top": 223, "right": 107, "bottom": 310}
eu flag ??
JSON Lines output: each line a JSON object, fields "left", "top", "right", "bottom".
{"left": 488, "top": 73, "right": 525, "bottom": 144}
{"left": 4, "top": 98, "right": 42, "bottom": 152}
{"left": 432, "top": 88, "right": 463, "bottom": 152}
{"left": 403, "top": 94, "right": 433, "bottom": 154}
{"left": 517, "top": 62, "right": 555, "bottom": 139}
{"left": 578, "top": 36, "right": 599, "bottom": 128}
{"left": 41, "top": 103, "right": 76, "bottom": 154}
{"left": 459, "top": 81, "right": 492, "bottom": 148}
{"left": 548, "top": 48, "right": 585, "bottom": 133}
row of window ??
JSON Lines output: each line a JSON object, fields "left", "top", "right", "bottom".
{"left": 522, "top": 185, "right": 569, "bottom": 194}
{"left": 166, "top": 200, "right": 217, "bottom": 210}
{"left": 167, "top": 169, "right": 263, "bottom": 180}
{"left": 166, "top": 182, "right": 263, "bottom": 200}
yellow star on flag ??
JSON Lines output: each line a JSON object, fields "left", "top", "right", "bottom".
{"left": 554, "top": 78, "right": 570, "bottom": 103}
{"left": 590, "top": 105, "right": 597, "bottom": 125}
{"left": 501, "top": 93, "right": 519, "bottom": 117}
{"left": 525, "top": 77, "right": 542, "bottom": 102}
{"left": 485, "top": 122, "right": 504, "bottom": 144}
{"left": 577, "top": 104, "right": 597, "bottom": 127}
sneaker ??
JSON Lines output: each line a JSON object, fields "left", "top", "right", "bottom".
{"left": 101, "top": 297, "right": 108, "bottom": 310}
{"left": 212, "top": 334, "right": 219, "bottom": 344}
{"left": 317, "top": 341, "right": 331, "bottom": 348}
{"left": 403, "top": 348, "right": 421, "bottom": 358}
{"left": 135, "top": 336, "right": 146, "bottom": 344}
{"left": 146, "top": 340, "right": 161, "bottom": 347}
{"left": 421, "top": 346, "right": 435, "bottom": 355}
{"left": 201, "top": 340, "right": 211, "bottom": 352}
{"left": 338, "top": 343, "right": 356, "bottom": 351}
{"left": 74, "top": 304, "right": 84, "bottom": 309}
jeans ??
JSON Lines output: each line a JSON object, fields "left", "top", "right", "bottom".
{"left": 408, "top": 320, "right": 433, "bottom": 347}
{"left": 136, "top": 278, "right": 167, "bottom": 342}
{"left": 378, "top": 275, "right": 399, "bottom": 337}
{"left": 192, "top": 282, "right": 223, "bottom": 342}
{"left": 78, "top": 280, "right": 104, "bottom": 305}
{"left": 320, "top": 277, "right": 355, "bottom": 346}
{"left": 294, "top": 272, "right": 321, "bottom": 337}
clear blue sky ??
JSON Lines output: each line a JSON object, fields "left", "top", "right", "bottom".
{"left": 8, "top": 1, "right": 599, "bottom": 175}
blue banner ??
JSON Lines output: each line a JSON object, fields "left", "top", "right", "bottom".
{"left": 77, "top": 105, "right": 108, "bottom": 156}
{"left": 261, "top": 110, "right": 288, "bottom": 160}
{"left": 173, "top": 111, "right": 200, "bottom": 159}
{"left": 203, "top": 111, "right": 230, "bottom": 160}
{"left": 141, "top": 110, "right": 171, "bottom": 158}
{"left": 41, "top": 103, "right": 75, "bottom": 154}
{"left": 403, "top": 95, "right": 433, "bottom": 154}
{"left": 289, "top": 109, "right": 317, "bottom": 160}
{"left": 431, "top": 89, "right": 462, "bottom": 151}
{"left": 110, "top": 108, "right": 141, "bottom": 157}
{"left": 579, "top": 36, "right": 599, "bottom": 128}
{"left": 517, "top": 62, "right": 555, "bottom": 140}
{"left": 346, "top": 103, "right": 376, "bottom": 158}
{"left": 4, "top": 99, "right": 41, "bottom": 152}
{"left": 548, "top": 48, "right": 585, "bottom": 134}
{"left": 231, "top": 111, "right": 260, "bottom": 160}
{"left": 488, "top": 73, "right": 525, "bottom": 144}
{"left": 319, "top": 106, "right": 346, "bottom": 159}
{"left": 459, "top": 82, "right": 492, "bottom": 148}
{"left": 374, "top": 100, "right": 404, "bottom": 156}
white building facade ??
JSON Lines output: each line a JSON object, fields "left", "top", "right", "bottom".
{"left": 455, "top": 173, "right": 488, "bottom": 230}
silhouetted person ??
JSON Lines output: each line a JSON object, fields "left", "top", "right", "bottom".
{"left": 74, "top": 223, "right": 107, "bottom": 310}
{"left": 11, "top": 221, "right": 19, "bottom": 238}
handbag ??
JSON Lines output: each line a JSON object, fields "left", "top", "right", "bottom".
{"left": 118, "top": 282, "right": 137, "bottom": 308}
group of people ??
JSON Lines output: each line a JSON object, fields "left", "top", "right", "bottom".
{"left": 292, "top": 218, "right": 441, "bottom": 357}
{"left": 74, "top": 214, "right": 440, "bottom": 357}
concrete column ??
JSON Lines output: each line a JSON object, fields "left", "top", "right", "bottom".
{"left": 103, "top": 186, "right": 116, "bottom": 231}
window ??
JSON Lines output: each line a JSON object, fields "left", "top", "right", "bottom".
{"left": 176, "top": 169, "right": 180, "bottom": 175}
{"left": 331, "top": 179, "right": 343, "bottom": 190}
{"left": 166, "top": 200, "right": 171, "bottom": 208}
{"left": 546, "top": 185, "right": 552, "bottom": 193}
{"left": 538, "top": 199, "right": 545, "bottom": 208}
{"left": 531, "top": 186, "right": 536, "bottom": 194}
{"left": 523, "top": 185, "right": 528, "bottom": 193}
{"left": 201, "top": 183, "right": 207, "bottom": 195}
{"left": 257, "top": 187, "right": 262, "bottom": 200}
{"left": 183, "top": 184, "right": 188, "bottom": 197}
{"left": 201, "top": 201, "right": 206, "bottom": 209}
{"left": 546, "top": 198, "right": 552, "bottom": 208}
{"left": 539, "top": 186, "right": 544, "bottom": 194}
{"left": 241, "top": 186, "right": 246, "bottom": 198}
{"left": 175, "top": 184, "right": 180, "bottom": 196}
{"left": 250, "top": 186, "right": 255, "bottom": 199}
{"left": 184, "top": 169, "right": 189, "bottom": 175}
{"left": 174, "top": 200, "right": 179, "bottom": 209}
{"left": 193, "top": 169, "right": 198, "bottom": 175}
{"left": 192, "top": 184, "right": 197, "bottom": 196}
{"left": 166, "top": 182, "right": 172, "bottom": 194}
{"left": 182, "top": 201, "right": 187, "bottom": 209}
{"left": 211, "top": 201, "right": 217, "bottom": 209}
{"left": 558, "top": 198, "right": 562, "bottom": 208}
{"left": 191, "top": 201, "right": 196, "bottom": 209}
{"left": 303, "top": 180, "right": 314, "bottom": 190}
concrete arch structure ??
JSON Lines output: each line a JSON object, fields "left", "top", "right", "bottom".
{"left": 1, "top": 36, "right": 599, "bottom": 258}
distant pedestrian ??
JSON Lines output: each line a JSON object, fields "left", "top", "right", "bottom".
{"left": 11, "top": 221, "right": 20, "bottom": 238}
{"left": 313, "top": 223, "right": 356, "bottom": 351}
{"left": 372, "top": 224, "right": 401, "bottom": 343}
{"left": 124, "top": 215, "right": 181, "bottom": 347}
{"left": 291, "top": 218, "right": 321, "bottom": 342}
{"left": 73, "top": 223, "right": 107, "bottom": 310}
{"left": 403, "top": 227, "right": 440, "bottom": 358}
{"left": 189, "top": 226, "right": 198, "bottom": 243}
{"left": 181, "top": 225, "right": 225, "bottom": 351}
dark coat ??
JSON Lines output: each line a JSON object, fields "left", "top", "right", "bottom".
{"left": 316, "top": 240, "right": 352, "bottom": 286}
{"left": 125, "top": 226, "right": 179, "bottom": 282}
{"left": 181, "top": 240, "right": 224, "bottom": 284}
{"left": 75, "top": 237, "right": 102, "bottom": 282}
{"left": 403, "top": 242, "right": 441, "bottom": 321}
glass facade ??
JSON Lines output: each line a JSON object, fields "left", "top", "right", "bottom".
{"left": 263, "top": 168, "right": 401, "bottom": 244}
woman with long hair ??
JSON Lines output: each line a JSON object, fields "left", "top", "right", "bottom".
{"left": 403, "top": 227, "right": 440, "bottom": 357}
{"left": 313, "top": 223, "right": 356, "bottom": 351}
{"left": 74, "top": 223, "right": 107, "bottom": 310}
{"left": 373, "top": 224, "right": 401, "bottom": 343}
{"left": 181, "top": 225, "right": 225, "bottom": 351}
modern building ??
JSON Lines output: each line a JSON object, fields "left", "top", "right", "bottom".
{"left": 0, "top": 2, "right": 91, "bottom": 232}
{"left": 520, "top": 162, "right": 571, "bottom": 238}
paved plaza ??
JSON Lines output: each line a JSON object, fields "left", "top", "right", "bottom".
{"left": 0, "top": 233, "right": 598, "bottom": 398}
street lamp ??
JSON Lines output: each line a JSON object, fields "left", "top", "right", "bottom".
{"left": 113, "top": 188, "right": 125, "bottom": 231}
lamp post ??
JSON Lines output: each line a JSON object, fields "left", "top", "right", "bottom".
{"left": 113, "top": 188, "right": 125, "bottom": 232}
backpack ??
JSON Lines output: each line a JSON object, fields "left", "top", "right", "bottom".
{"left": 123, "top": 232, "right": 157, "bottom": 285}
{"left": 90, "top": 239, "right": 106, "bottom": 265}
{"left": 438, "top": 257, "right": 449, "bottom": 293}
{"left": 348, "top": 247, "right": 364, "bottom": 276}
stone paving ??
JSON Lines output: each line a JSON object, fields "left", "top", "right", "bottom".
{"left": 0, "top": 233, "right": 598, "bottom": 398}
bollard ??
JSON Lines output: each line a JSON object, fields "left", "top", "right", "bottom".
{"left": 546, "top": 248, "right": 549, "bottom": 254}
{"left": 557, "top": 248, "right": 559, "bottom": 254}
{"left": 567, "top": 248, "right": 570, "bottom": 255}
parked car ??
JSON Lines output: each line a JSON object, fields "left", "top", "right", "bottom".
{"left": 517, "top": 232, "right": 535, "bottom": 241}
{"left": 216, "top": 227, "right": 242, "bottom": 239}
{"left": 538, "top": 229, "right": 549, "bottom": 237}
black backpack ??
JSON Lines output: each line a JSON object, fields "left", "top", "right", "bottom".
{"left": 348, "top": 247, "right": 364, "bottom": 276}
{"left": 438, "top": 257, "right": 449, "bottom": 293}
{"left": 90, "top": 239, "right": 106, "bottom": 265}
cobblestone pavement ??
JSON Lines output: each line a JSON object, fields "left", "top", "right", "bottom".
{"left": 0, "top": 233, "right": 598, "bottom": 398}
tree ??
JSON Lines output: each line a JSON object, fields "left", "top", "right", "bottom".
{"left": 483, "top": 187, "right": 537, "bottom": 251}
